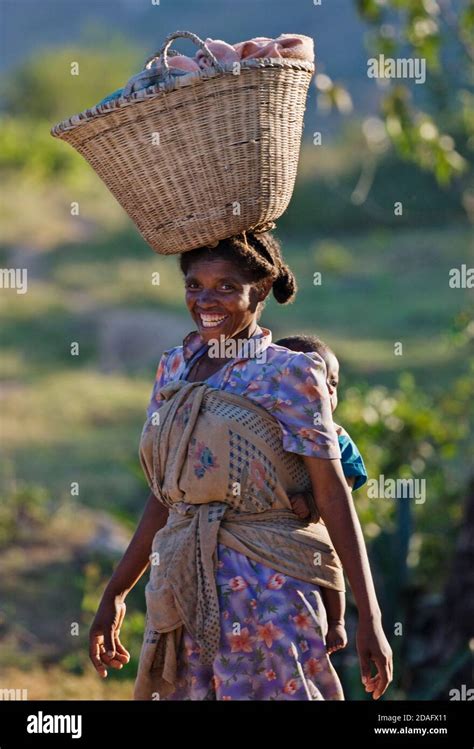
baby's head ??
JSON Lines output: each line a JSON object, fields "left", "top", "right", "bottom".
{"left": 275, "top": 334, "right": 339, "bottom": 412}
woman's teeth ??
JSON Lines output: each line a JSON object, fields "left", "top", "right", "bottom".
{"left": 199, "top": 314, "right": 227, "bottom": 328}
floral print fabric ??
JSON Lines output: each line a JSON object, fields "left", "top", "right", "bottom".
{"left": 161, "top": 543, "right": 344, "bottom": 701}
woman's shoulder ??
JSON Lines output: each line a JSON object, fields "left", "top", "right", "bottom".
{"left": 263, "top": 343, "right": 327, "bottom": 377}
{"left": 146, "top": 344, "right": 185, "bottom": 419}
{"left": 235, "top": 343, "right": 329, "bottom": 405}
{"left": 154, "top": 344, "right": 185, "bottom": 385}
{"left": 234, "top": 342, "right": 339, "bottom": 459}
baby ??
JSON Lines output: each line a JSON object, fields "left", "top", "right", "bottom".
{"left": 275, "top": 334, "right": 367, "bottom": 654}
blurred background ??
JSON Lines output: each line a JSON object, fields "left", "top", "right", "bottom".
{"left": 0, "top": 0, "right": 472, "bottom": 700}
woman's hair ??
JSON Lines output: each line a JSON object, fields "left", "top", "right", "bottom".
{"left": 178, "top": 231, "right": 297, "bottom": 307}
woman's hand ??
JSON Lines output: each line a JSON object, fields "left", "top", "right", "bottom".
{"left": 89, "top": 592, "right": 131, "bottom": 678}
{"left": 87, "top": 492, "right": 169, "bottom": 678}
{"left": 357, "top": 618, "right": 393, "bottom": 699}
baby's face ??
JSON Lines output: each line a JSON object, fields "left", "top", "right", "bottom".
{"left": 324, "top": 352, "right": 339, "bottom": 412}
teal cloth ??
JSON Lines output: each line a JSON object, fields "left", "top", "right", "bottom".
{"left": 97, "top": 88, "right": 124, "bottom": 105}
{"left": 96, "top": 67, "right": 191, "bottom": 107}
{"left": 339, "top": 434, "right": 367, "bottom": 491}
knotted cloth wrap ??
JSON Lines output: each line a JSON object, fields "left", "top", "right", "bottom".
{"left": 134, "top": 379, "right": 344, "bottom": 699}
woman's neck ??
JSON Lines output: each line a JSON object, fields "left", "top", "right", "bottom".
{"left": 202, "top": 321, "right": 258, "bottom": 361}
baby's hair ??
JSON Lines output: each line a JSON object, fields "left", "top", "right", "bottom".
{"left": 178, "top": 231, "right": 297, "bottom": 307}
{"left": 275, "top": 333, "right": 335, "bottom": 361}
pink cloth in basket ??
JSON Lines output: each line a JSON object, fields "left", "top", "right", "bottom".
{"left": 99, "top": 34, "right": 314, "bottom": 104}
{"left": 166, "top": 33, "right": 314, "bottom": 73}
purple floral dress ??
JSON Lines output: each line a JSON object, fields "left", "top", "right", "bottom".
{"left": 145, "top": 325, "right": 344, "bottom": 701}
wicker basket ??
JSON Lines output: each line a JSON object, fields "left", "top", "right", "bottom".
{"left": 50, "top": 30, "right": 315, "bottom": 255}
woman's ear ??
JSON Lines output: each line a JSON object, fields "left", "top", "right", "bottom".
{"left": 258, "top": 277, "right": 273, "bottom": 301}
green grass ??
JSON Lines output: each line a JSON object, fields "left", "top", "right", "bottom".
{"left": 1, "top": 370, "right": 150, "bottom": 515}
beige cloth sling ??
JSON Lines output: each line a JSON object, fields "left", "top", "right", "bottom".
{"left": 134, "top": 379, "right": 344, "bottom": 700}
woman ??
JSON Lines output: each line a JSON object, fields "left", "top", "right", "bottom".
{"left": 89, "top": 231, "right": 393, "bottom": 700}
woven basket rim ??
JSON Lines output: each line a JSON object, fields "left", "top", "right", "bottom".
{"left": 50, "top": 56, "right": 315, "bottom": 137}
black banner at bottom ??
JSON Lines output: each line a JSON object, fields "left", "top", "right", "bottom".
{"left": 0, "top": 699, "right": 472, "bottom": 747}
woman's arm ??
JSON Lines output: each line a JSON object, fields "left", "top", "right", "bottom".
{"left": 104, "top": 491, "right": 169, "bottom": 599}
{"left": 89, "top": 491, "right": 169, "bottom": 677}
{"left": 303, "top": 455, "right": 393, "bottom": 699}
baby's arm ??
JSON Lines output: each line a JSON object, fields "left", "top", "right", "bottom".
{"left": 289, "top": 492, "right": 312, "bottom": 519}
{"left": 290, "top": 475, "right": 356, "bottom": 522}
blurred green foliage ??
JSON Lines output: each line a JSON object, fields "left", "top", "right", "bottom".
{"left": 354, "top": 0, "right": 473, "bottom": 184}
{"left": 1, "top": 42, "right": 139, "bottom": 121}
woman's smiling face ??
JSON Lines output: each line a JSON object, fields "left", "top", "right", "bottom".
{"left": 184, "top": 257, "right": 269, "bottom": 343}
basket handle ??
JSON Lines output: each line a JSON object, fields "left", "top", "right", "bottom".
{"left": 144, "top": 30, "right": 225, "bottom": 74}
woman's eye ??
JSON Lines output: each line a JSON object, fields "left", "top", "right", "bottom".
{"left": 185, "top": 282, "right": 234, "bottom": 291}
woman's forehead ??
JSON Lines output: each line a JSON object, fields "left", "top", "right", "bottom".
{"left": 185, "top": 257, "right": 249, "bottom": 279}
